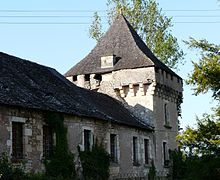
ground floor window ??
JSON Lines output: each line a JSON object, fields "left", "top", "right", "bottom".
{"left": 133, "top": 136, "right": 138, "bottom": 164}
{"left": 144, "top": 139, "right": 150, "bottom": 164}
{"left": 110, "top": 134, "right": 118, "bottom": 163}
{"left": 43, "top": 126, "right": 53, "bottom": 157}
{"left": 163, "top": 141, "right": 169, "bottom": 166}
{"left": 12, "top": 122, "right": 23, "bottom": 159}
{"left": 84, "top": 129, "right": 92, "bottom": 151}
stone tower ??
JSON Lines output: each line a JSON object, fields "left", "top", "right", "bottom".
{"left": 65, "top": 15, "right": 183, "bottom": 172}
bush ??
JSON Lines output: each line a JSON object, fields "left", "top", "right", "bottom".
{"left": 79, "top": 142, "right": 110, "bottom": 180}
{"left": 0, "top": 153, "right": 26, "bottom": 180}
{"left": 44, "top": 113, "right": 76, "bottom": 179}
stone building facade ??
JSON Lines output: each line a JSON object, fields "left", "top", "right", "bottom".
{"left": 0, "top": 14, "right": 183, "bottom": 179}
{"left": 0, "top": 52, "right": 155, "bottom": 178}
{"left": 0, "top": 105, "right": 154, "bottom": 176}
{"left": 65, "top": 14, "right": 183, "bottom": 174}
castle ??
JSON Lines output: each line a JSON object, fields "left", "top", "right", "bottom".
{"left": 0, "top": 14, "right": 182, "bottom": 179}
{"left": 65, "top": 14, "right": 183, "bottom": 174}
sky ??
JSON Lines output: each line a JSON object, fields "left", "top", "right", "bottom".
{"left": 0, "top": 0, "right": 219, "bottom": 129}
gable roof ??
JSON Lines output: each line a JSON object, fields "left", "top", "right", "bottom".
{"left": 65, "top": 14, "right": 179, "bottom": 78}
{"left": 0, "top": 52, "right": 152, "bottom": 130}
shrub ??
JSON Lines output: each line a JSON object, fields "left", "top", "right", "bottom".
{"left": 44, "top": 113, "right": 76, "bottom": 179}
{"left": 79, "top": 141, "right": 110, "bottom": 180}
{"left": 0, "top": 153, "right": 26, "bottom": 180}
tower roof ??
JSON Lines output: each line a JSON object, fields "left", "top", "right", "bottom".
{"left": 65, "top": 14, "right": 180, "bottom": 78}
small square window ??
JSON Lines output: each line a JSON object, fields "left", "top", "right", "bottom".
{"left": 84, "top": 74, "right": 90, "bottom": 81}
{"left": 73, "top": 75, "right": 77, "bottom": 81}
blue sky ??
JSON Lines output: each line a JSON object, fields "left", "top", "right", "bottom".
{"left": 0, "top": 0, "right": 219, "bottom": 128}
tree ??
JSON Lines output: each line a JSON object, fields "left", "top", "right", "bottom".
{"left": 89, "top": 12, "right": 103, "bottom": 42}
{"left": 173, "top": 37, "right": 220, "bottom": 179}
{"left": 184, "top": 37, "right": 220, "bottom": 116}
{"left": 184, "top": 37, "right": 220, "bottom": 101}
{"left": 177, "top": 114, "right": 220, "bottom": 157}
{"left": 89, "top": 0, "right": 184, "bottom": 69}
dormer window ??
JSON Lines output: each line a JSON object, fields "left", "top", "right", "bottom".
{"left": 101, "top": 55, "right": 116, "bottom": 68}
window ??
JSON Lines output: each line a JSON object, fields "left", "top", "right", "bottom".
{"left": 101, "top": 55, "right": 116, "bottom": 68}
{"left": 164, "top": 103, "right": 169, "bottom": 125}
{"left": 133, "top": 137, "right": 138, "bottom": 164}
{"left": 12, "top": 122, "right": 23, "bottom": 159}
{"left": 43, "top": 126, "right": 53, "bottom": 158}
{"left": 94, "top": 74, "right": 102, "bottom": 81}
{"left": 110, "top": 134, "right": 118, "bottom": 163}
{"left": 84, "top": 129, "right": 92, "bottom": 151}
{"left": 73, "top": 75, "right": 77, "bottom": 81}
{"left": 144, "top": 139, "right": 150, "bottom": 164}
{"left": 84, "top": 74, "right": 90, "bottom": 81}
{"left": 163, "top": 142, "right": 169, "bottom": 166}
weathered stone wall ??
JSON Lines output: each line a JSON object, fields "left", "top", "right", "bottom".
{"left": 66, "top": 66, "right": 183, "bottom": 175}
{"left": 65, "top": 115, "right": 154, "bottom": 177}
{"left": 0, "top": 106, "right": 44, "bottom": 173}
{"left": 0, "top": 105, "right": 154, "bottom": 177}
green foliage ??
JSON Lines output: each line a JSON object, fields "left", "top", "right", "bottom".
{"left": 170, "top": 150, "right": 220, "bottom": 180}
{"left": 175, "top": 113, "right": 220, "bottom": 179}
{"left": 89, "top": 0, "right": 184, "bottom": 69}
{"left": 44, "top": 112, "right": 75, "bottom": 179}
{"left": 148, "top": 161, "right": 156, "bottom": 180}
{"left": 26, "top": 173, "right": 72, "bottom": 180}
{"left": 177, "top": 114, "right": 220, "bottom": 156}
{"left": 170, "top": 150, "right": 186, "bottom": 179}
{"left": 79, "top": 141, "right": 110, "bottom": 180}
{"left": 185, "top": 37, "right": 220, "bottom": 101}
{"left": 89, "top": 12, "right": 104, "bottom": 41}
{"left": 0, "top": 153, "right": 26, "bottom": 180}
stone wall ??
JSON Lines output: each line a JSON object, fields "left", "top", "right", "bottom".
{"left": 66, "top": 66, "right": 183, "bottom": 175}
{"left": 0, "top": 106, "right": 44, "bottom": 173}
{"left": 0, "top": 105, "right": 154, "bottom": 177}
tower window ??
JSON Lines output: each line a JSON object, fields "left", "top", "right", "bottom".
{"left": 84, "top": 74, "right": 90, "bottom": 81}
{"left": 73, "top": 75, "right": 77, "bottom": 81}
{"left": 163, "top": 142, "right": 169, "bottom": 166}
{"left": 94, "top": 74, "right": 102, "bottom": 81}
{"left": 164, "top": 103, "right": 169, "bottom": 125}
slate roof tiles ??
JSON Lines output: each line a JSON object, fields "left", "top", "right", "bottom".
{"left": 65, "top": 14, "right": 179, "bottom": 78}
{"left": 0, "top": 52, "right": 152, "bottom": 130}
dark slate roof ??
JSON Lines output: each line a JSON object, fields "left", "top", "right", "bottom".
{"left": 0, "top": 52, "right": 153, "bottom": 130}
{"left": 65, "top": 14, "right": 179, "bottom": 78}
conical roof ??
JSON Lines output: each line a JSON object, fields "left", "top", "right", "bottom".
{"left": 65, "top": 14, "right": 179, "bottom": 77}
